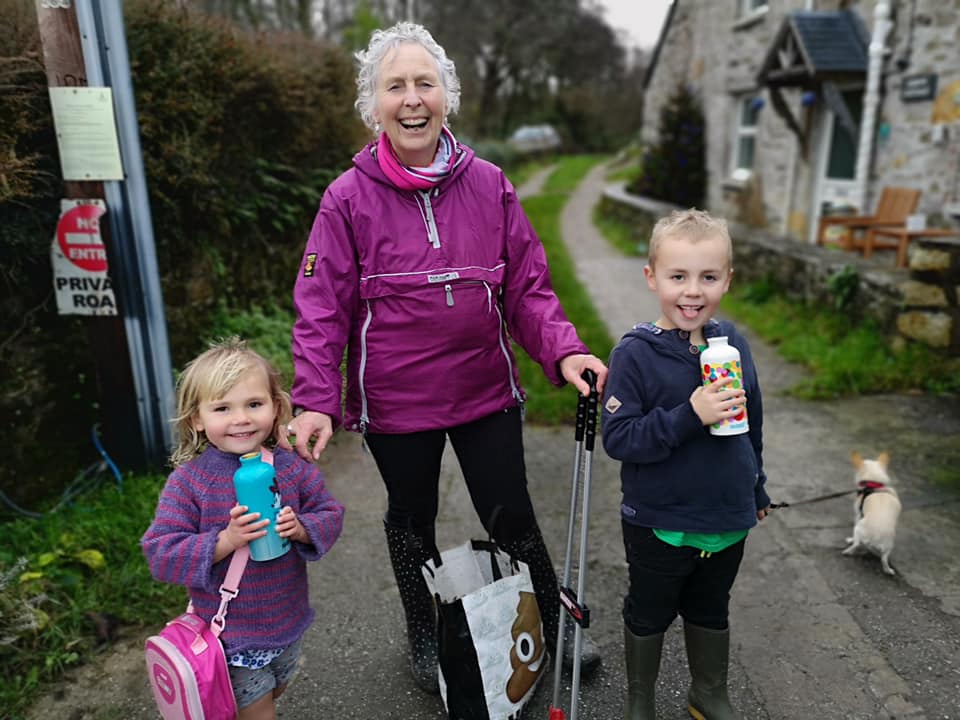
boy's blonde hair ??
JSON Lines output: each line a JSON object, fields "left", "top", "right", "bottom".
{"left": 169, "top": 337, "right": 292, "bottom": 467}
{"left": 648, "top": 208, "right": 733, "bottom": 269}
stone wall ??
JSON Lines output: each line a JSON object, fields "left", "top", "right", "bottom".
{"left": 897, "top": 237, "right": 960, "bottom": 349}
{"left": 603, "top": 185, "right": 960, "bottom": 355}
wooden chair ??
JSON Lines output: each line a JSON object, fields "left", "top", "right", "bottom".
{"left": 816, "top": 187, "right": 921, "bottom": 250}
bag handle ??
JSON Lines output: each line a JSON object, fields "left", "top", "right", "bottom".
{"left": 421, "top": 506, "right": 515, "bottom": 583}
{"left": 207, "top": 446, "right": 274, "bottom": 638}
{"left": 476, "top": 505, "right": 523, "bottom": 582}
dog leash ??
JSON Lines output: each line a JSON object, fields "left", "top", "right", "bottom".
{"left": 768, "top": 488, "right": 857, "bottom": 509}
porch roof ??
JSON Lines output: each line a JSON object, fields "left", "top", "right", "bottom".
{"left": 756, "top": 10, "right": 869, "bottom": 155}
{"left": 758, "top": 10, "right": 868, "bottom": 88}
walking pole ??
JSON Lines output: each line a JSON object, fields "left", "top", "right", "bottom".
{"left": 548, "top": 369, "right": 598, "bottom": 720}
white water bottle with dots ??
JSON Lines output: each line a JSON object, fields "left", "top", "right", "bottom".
{"left": 700, "top": 336, "right": 749, "bottom": 436}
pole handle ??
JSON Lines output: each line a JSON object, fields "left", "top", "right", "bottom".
{"left": 574, "top": 381, "right": 588, "bottom": 442}
{"left": 581, "top": 370, "right": 598, "bottom": 451}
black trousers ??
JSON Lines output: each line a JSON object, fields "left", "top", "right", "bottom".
{"left": 622, "top": 522, "right": 745, "bottom": 637}
{"left": 365, "top": 407, "right": 537, "bottom": 545}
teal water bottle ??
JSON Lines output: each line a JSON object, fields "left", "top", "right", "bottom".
{"left": 233, "top": 451, "right": 290, "bottom": 561}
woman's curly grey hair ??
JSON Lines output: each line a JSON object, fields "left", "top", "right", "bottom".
{"left": 354, "top": 22, "right": 461, "bottom": 131}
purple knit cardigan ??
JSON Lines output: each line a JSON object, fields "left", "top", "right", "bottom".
{"left": 141, "top": 446, "right": 345, "bottom": 654}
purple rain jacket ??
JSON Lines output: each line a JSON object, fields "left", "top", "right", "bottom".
{"left": 291, "top": 140, "right": 588, "bottom": 435}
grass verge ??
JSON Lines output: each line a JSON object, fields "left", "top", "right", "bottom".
{"left": 720, "top": 280, "right": 960, "bottom": 398}
{"left": 0, "top": 473, "right": 180, "bottom": 719}
{"left": 515, "top": 154, "right": 614, "bottom": 423}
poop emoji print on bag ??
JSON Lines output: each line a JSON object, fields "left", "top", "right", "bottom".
{"left": 506, "top": 591, "right": 546, "bottom": 702}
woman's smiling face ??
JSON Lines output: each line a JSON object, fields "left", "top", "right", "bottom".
{"left": 374, "top": 42, "right": 446, "bottom": 167}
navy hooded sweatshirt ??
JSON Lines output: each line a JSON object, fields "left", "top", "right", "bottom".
{"left": 601, "top": 318, "right": 770, "bottom": 533}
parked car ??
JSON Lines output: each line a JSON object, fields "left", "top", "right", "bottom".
{"left": 507, "top": 124, "right": 561, "bottom": 153}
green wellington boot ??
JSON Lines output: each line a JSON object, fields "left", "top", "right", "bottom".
{"left": 624, "top": 625, "right": 663, "bottom": 720}
{"left": 683, "top": 622, "right": 742, "bottom": 720}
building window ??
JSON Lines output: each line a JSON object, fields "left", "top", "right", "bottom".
{"left": 740, "top": 0, "right": 769, "bottom": 15}
{"left": 731, "top": 95, "right": 761, "bottom": 181}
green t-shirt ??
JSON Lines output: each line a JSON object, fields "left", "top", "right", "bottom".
{"left": 653, "top": 528, "right": 748, "bottom": 553}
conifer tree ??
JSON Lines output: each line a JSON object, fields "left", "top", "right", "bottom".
{"left": 629, "top": 83, "right": 706, "bottom": 208}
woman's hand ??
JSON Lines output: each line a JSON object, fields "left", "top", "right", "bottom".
{"left": 559, "top": 353, "right": 608, "bottom": 395}
{"left": 689, "top": 375, "right": 746, "bottom": 427}
{"left": 279, "top": 411, "right": 333, "bottom": 461}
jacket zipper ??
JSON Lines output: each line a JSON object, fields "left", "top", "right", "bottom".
{"left": 441, "top": 280, "right": 492, "bottom": 308}
{"left": 358, "top": 299, "right": 373, "bottom": 445}
{"left": 418, "top": 190, "right": 441, "bottom": 248}
{"left": 493, "top": 295, "right": 525, "bottom": 419}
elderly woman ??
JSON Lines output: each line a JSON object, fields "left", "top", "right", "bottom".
{"left": 285, "top": 21, "right": 606, "bottom": 694}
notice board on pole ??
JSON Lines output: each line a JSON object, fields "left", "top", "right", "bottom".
{"left": 48, "top": 86, "right": 124, "bottom": 181}
{"left": 50, "top": 198, "right": 118, "bottom": 316}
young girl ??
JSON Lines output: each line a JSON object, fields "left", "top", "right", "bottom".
{"left": 142, "top": 337, "right": 345, "bottom": 720}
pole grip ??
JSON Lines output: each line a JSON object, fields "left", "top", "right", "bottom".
{"left": 581, "top": 370, "right": 598, "bottom": 451}
{"left": 574, "top": 379, "right": 588, "bottom": 442}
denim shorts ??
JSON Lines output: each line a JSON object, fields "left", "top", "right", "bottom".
{"left": 228, "top": 636, "right": 303, "bottom": 709}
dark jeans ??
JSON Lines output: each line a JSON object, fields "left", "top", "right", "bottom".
{"left": 365, "top": 407, "right": 536, "bottom": 545}
{"left": 622, "top": 522, "right": 745, "bottom": 637}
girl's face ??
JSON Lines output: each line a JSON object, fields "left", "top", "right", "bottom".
{"left": 644, "top": 232, "right": 732, "bottom": 344}
{"left": 193, "top": 368, "right": 278, "bottom": 457}
{"left": 373, "top": 42, "right": 446, "bottom": 167}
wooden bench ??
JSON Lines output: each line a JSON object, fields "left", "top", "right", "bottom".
{"left": 864, "top": 226, "right": 960, "bottom": 268}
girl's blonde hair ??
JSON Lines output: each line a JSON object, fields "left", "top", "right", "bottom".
{"left": 648, "top": 208, "right": 733, "bottom": 269}
{"left": 169, "top": 337, "right": 292, "bottom": 467}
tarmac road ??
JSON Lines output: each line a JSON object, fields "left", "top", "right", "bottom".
{"left": 26, "top": 163, "right": 960, "bottom": 720}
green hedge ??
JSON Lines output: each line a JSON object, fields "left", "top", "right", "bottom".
{"left": 0, "top": 0, "right": 365, "bottom": 506}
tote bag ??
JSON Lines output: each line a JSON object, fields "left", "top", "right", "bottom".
{"left": 423, "top": 539, "right": 547, "bottom": 720}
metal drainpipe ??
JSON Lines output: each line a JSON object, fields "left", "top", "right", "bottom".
{"left": 853, "top": 1, "right": 894, "bottom": 214}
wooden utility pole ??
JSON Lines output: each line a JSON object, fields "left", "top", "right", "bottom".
{"left": 35, "top": 0, "right": 147, "bottom": 468}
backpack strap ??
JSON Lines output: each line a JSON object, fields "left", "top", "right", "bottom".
{"left": 208, "top": 446, "right": 275, "bottom": 638}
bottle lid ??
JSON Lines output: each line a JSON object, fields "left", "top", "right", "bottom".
{"left": 707, "top": 336, "right": 728, "bottom": 344}
{"left": 239, "top": 451, "right": 261, "bottom": 462}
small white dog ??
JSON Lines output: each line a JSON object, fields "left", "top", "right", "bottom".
{"left": 842, "top": 451, "right": 901, "bottom": 575}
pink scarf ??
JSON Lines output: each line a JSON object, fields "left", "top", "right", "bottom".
{"left": 376, "top": 126, "right": 457, "bottom": 191}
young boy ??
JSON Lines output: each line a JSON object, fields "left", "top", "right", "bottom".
{"left": 601, "top": 209, "right": 770, "bottom": 720}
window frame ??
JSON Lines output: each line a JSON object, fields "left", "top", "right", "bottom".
{"left": 739, "top": 0, "right": 769, "bottom": 16}
{"left": 730, "top": 93, "right": 761, "bottom": 182}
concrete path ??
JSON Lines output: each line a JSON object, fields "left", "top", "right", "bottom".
{"left": 28, "top": 162, "right": 960, "bottom": 720}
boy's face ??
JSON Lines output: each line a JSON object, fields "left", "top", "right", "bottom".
{"left": 644, "top": 232, "right": 732, "bottom": 340}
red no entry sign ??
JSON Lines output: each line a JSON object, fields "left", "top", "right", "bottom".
{"left": 57, "top": 203, "right": 108, "bottom": 272}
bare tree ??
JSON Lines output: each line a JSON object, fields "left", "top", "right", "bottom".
{"left": 189, "top": 0, "right": 321, "bottom": 36}
{"left": 418, "top": 0, "right": 633, "bottom": 145}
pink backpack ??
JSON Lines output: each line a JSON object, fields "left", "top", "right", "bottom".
{"left": 144, "top": 449, "right": 272, "bottom": 719}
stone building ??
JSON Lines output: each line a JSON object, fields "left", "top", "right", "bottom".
{"left": 642, "top": 0, "right": 960, "bottom": 244}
